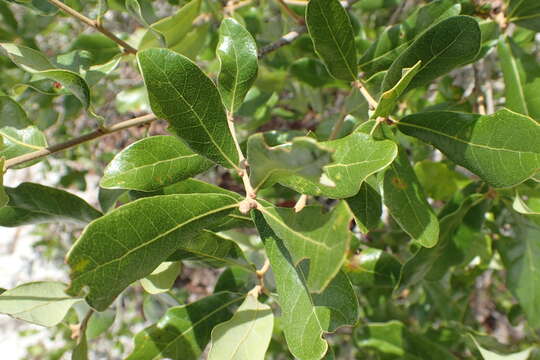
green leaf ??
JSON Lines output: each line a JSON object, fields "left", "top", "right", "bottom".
{"left": 471, "top": 335, "right": 533, "bottom": 360}
{"left": 0, "top": 158, "right": 7, "bottom": 208}
{"left": 356, "top": 321, "right": 405, "bottom": 356}
{"left": 127, "top": 292, "right": 243, "bottom": 360}
{"left": 0, "top": 281, "right": 82, "bottom": 327}
{"left": 66, "top": 193, "right": 239, "bottom": 310}
{"left": 373, "top": 60, "right": 422, "bottom": 118}
{"left": 0, "top": 126, "right": 47, "bottom": 168}
{"left": 140, "top": 261, "right": 182, "bottom": 294}
{"left": 345, "top": 182, "right": 382, "bottom": 233}
{"left": 258, "top": 201, "right": 352, "bottom": 292}
{"left": 247, "top": 134, "right": 333, "bottom": 191}
{"left": 0, "top": 182, "right": 102, "bottom": 227}
{"left": 513, "top": 192, "right": 540, "bottom": 218}
{"left": 498, "top": 36, "right": 540, "bottom": 120}
{"left": 344, "top": 248, "right": 401, "bottom": 288}
{"left": 208, "top": 292, "right": 273, "bottom": 360}
{"left": 139, "top": 0, "right": 201, "bottom": 51}
{"left": 275, "top": 132, "right": 398, "bottom": 198}
{"left": 397, "top": 194, "right": 484, "bottom": 292}
{"left": 0, "top": 95, "right": 30, "bottom": 128}
{"left": 0, "top": 43, "right": 97, "bottom": 118}
{"left": 379, "top": 148, "right": 439, "bottom": 248}
{"left": 72, "top": 332, "right": 88, "bottom": 360}
{"left": 382, "top": 16, "right": 481, "bottom": 94}
{"left": 289, "top": 58, "right": 334, "bottom": 88}
{"left": 126, "top": 0, "right": 164, "bottom": 46}
{"left": 137, "top": 48, "right": 239, "bottom": 168}
{"left": 359, "top": 0, "right": 461, "bottom": 76}
{"left": 497, "top": 221, "right": 540, "bottom": 328}
{"left": 414, "top": 161, "right": 468, "bottom": 201}
{"left": 70, "top": 34, "right": 121, "bottom": 65}
{"left": 217, "top": 17, "right": 258, "bottom": 114}
{"left": 398, "top": 109, "right": 540, "bottom": 188}
{"left": 168, "top": 230, "right": 252, "bottom": 270}
{"left": 100, "top": 135, "right": 213, "bottom": 191}
{"left": 253, "top": 211, "right": 359, "bottom": 360}
{"left": 507, "top": 0, "right": 540, "bottom": 32}
{"left": 306, "top": 0, "right": 357, "bottom": 81}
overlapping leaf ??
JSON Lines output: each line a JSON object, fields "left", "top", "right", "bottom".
{"left": 127, "top": 292, "right": 243, "bottom": 360}
{"left": 379, "top": 148, "right": 439, "bottom": 248}
{"left": 0, "top": 182, "right": 101, "bottom": 227}
{"left": 306, "top": 0, "right": 357, "bottom": 81}
{"left": 507, "top": 0, "right": 540, "bottom": 32}
{"left": 140, "top": 261, "right": 182, "bottom": 294}
{"left": 258, "top": 201, "right": 352, "bottom": 292}
{"left": 0, "top": 282, "right": 82, "bottom": 326}
{"left": 208, "top": 292, "right": 273, "bottom": 360}
{"left": 275, "top": 132, "right": 398, "bottom": 198}
{"left": 100, "top": 135, "right": 212, "bottom": 191}
{"left": 344, "top": 248, "right": 401, "bottom": 288}
{"left": 382, "top": 16, "right": 481, "bottom": 94}
{"left": 398, "top": 109, "right": 540, "bottom": 188}
{"left": 254, "top": 211, "right": 359, "bottom": 360}
{"left": 66, "top": 193, "right": 239, "bottom": 310}
{"left": 137, "top": 48, "right": 239, "bottom": 168}
{"left": 217, "top": 18, "right": 258, "bottom": 114}
{"left": 345, "top": 182, "right": 382, "bottom": 233}
{"left": 498, "top": 36, "right": 540, "bottom": 120}
{"left": 248, "top": 134, "right": 333, "bottom": 191}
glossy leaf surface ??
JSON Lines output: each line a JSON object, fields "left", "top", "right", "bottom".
{"left": 138, "top": 48, "right": 239, "bottom": 168}
{"left": 101, "top": 135, "right": 212, "bottom": 191}
{"left": 306, "top": 0, "right": 357, "bottom": 81}
{"left": 217, "top": 18, "right": 258, "bottom": 113}
{"left": 398, "top": 109, "right": 540, "bottom": 188}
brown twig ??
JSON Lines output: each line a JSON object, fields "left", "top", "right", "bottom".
{"left": 276, "top": 0, "right": 305, "bottom": 25}
{"left": 5, "top": 114, "right": 156, "bottom": 169}
{"left": 47, "top": 0, "right": 137, "bottom": 54}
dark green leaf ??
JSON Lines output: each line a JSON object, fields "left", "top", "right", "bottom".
{"left": 137, "top": 48, "right": 239, "bottom": 168}
{"left": 66, "top": 193, "right": 239, "bottom": 310}
{"left": 217, "top": 17, "right": 258, "bottom": 114}
{"left": 0, "top": 281, "right": 82, "bottom": 326}
{"left": 208, "top": 292, "right": 273, "bottom": 360}
{"left": 345, "top": 182, "right": 382, "bottom": 233}
{"left": 253, "top": 211, "right": 359, "bottom": 360}
{"left": 258, "top": 201, "right": 352, "bottom": 292}
{"left": 247, "top": 133, "right": 333, "bottom": 191}
{"left": 289, "top": 58, "right": 334, "bottom": 87}
{"left": 356, "top": 321, "right": 405, "bottom": 356}
{"left": 382, "top": 16, "right": 481, "bottom": 94}
{"left": 497, "top": 221, "right": 540, "bottom": 328}
{"left": 380, "top": 148, "right": 439, "bottom": 248}
{"left": 100, "top": 135, "right": 213, "bottom": 191}
{"left": 306, "top": 0, "right": 357, "bottom": 81}
{"left": 398, "top": 109, "right": 540, "bottom": 188}
{"left": 0, "top": 182, "right": 101, "bottom": 227}
{"left": 344, "top": 248, "right": 401, "bottom": 288}
{"left": 498, "top": 36, "right": 540, "bottom": 120}
{"left": 0, "top": 158, "right": 6, "bottom": 208}
{"left": 0, "top": 95, "right": 30, "bottom": 128}
{"left": 127, "top": 292, "right": 243, "bottom": 360}
{"left": 507, "top": 0, "right": 540, "bottom": 32}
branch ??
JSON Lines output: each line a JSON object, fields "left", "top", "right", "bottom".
{"left": 5, "top": 114, "right": 156, "bottom": 169}
{"left": 47, "top": 0, "right": 137, "bottom": 54}
{"left": 258, "top": 26, "right": 306, "bottom": 58}
{"left": 276, "top": 0, "right": 305, "bottom": 25}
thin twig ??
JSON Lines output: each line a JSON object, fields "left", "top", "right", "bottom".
{"left": 258, "top": 26, "right": 307, "bottom": 58}
{"left": 352, "top": 80, "right": 378, "bottom": 110}
{"left": 276, "top": 0, "right": 305, "bottom": 25}
{"left": 5, "top": 114, "right": 156, "bottom": 169}
{"left": 47, "top": 0, "right": 137, "bottom": 54}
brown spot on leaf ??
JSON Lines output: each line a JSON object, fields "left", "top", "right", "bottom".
{"left": 392, "top": 177, "right": 407, "bottom": 189}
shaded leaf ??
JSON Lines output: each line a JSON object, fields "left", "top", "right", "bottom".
{"left": 498, "top": 36, "right": 540, "bottom": 120}
{"left": 471, "top": 335, "right": 533, "bottom": 360}
{"left": 356, "top": 321, "right": 405, "bottom": 356}
{"left": 345, "top": 182, "right": 382, "bottom": 233}
{"left": 208, "top": 292, "right": 273, "bottom": 360}
{"left": 0, "top": 158, "right": 6, "bottom": 208}
{"left": 137, "top": 48, "right": 239, "bottom": 168}
{"left": 507, "top": 0, "right": 540, "bottom": 32}
{"left": 379, "top": 148, "right": 439, "bottom": 247}
{"left": 253, "top": 211, "right": 359, "bottom": 360}
{"left": 382, "top": 16, "right": 481, "bottom": 94}
{"left": 0, "top": 182, "right": 101, "bottom": 227}
{"left": 100, "top": 135, "right": 212, "bottom": 191}
{"left": 0, "top": 282, "right": 82, "bottom": 326}
{"left": 248, "top": 133, "right": 333, "bottom": 191}
{"left": 0, "top": 95, "right": 30, "bottom": 128}
{"left": 289, "top": 58, "right": 334, "bottom": 88}
{"left": 140, "top": 261, "right": 182, "bottom": 294}
{"left": 398, "top": 109, "right": 540, "bottom": 188}
{"left": 217, "top": 17, "right": 258, "bottom": 114}
{"left": 497, "top": 221, "right": 540, "bottom": 328}
{"left": 258, "top": 201, "right": 352, "bottom": 292}
{"left": 306, "top": 0, "right": 357, "bottom": 81}
{"left": 276, "top": 132, "right": 398, "bottom": 198}
{"left": 127, "top": 292, "right": 243, "bottom": 360}
{"left": 168, "top": 230, "right": 252, "bottom": 270}
{"left": 344, "top": 248, "right": 401, "bottom": 288}
{"left": 66, "top": 193, "right": 239, "bottom": 310}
